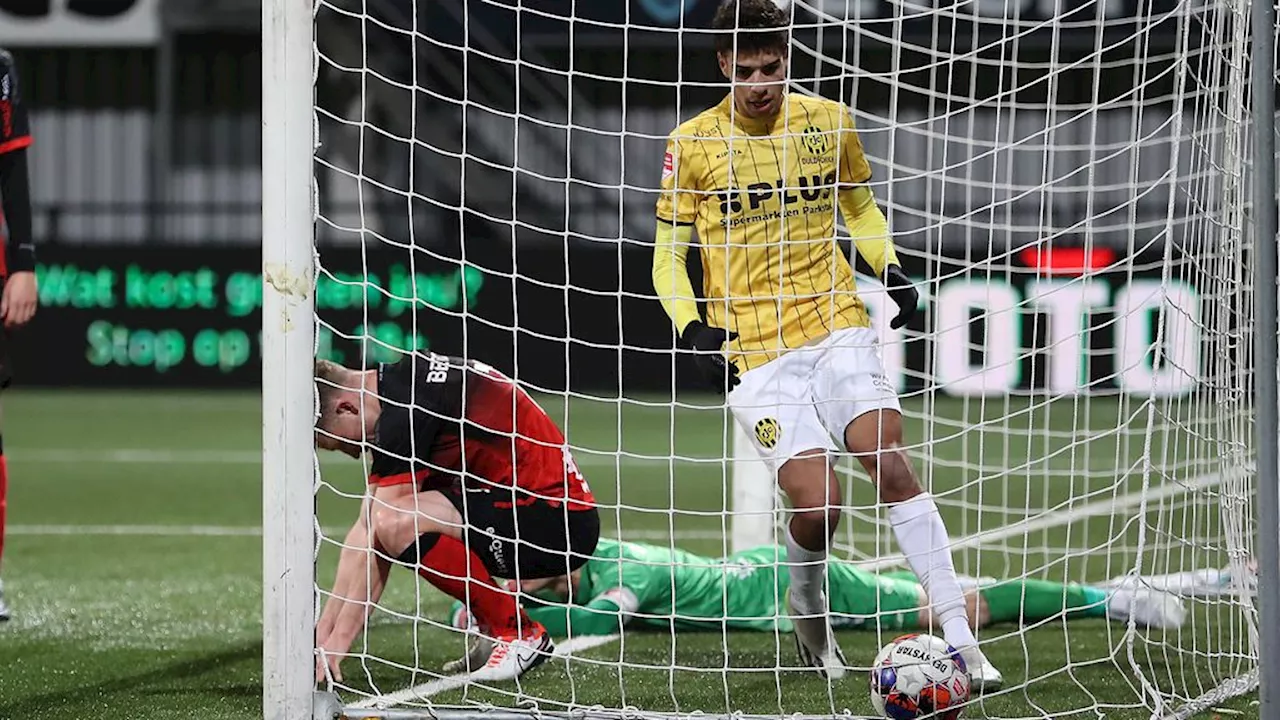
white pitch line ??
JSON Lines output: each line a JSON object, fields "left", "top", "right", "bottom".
{"left": 7, "top": 524, "right": 269, "bottom": 537}
{"left": 9, "top": 448, "right": 718, "bottom": 469}
{"left": 7, "top": 467, "right": 1234, "bottom": 547}
{"left": 348, "top": 634, "right": 621, "bottom": 710}
{"left": 858, "top": 466, "right": 1240, "bottom": 570}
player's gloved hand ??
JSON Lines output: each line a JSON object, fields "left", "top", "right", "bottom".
{"left": 680, "top": 320, "right": 740, "bottom": 393}
{"left": 883, "top": 265, "right": 919, "bottom": 330}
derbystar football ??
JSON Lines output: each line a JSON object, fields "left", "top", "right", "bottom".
{"left": 869, "top": 633, "right": 970, "bottom": 720}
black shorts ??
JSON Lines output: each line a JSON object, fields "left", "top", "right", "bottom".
{"left": 441, "top": 486, "right": 599, "bottom": 580}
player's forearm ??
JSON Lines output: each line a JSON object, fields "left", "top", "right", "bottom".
{"left": 320, "top": 521, "right": 391, "bottom": 645}
{"left": 838, "top": 185, "right": 900, "bottom": 277}
{"left": 327, "top": 552, "right": 391, "bottom": 646}
{"left": 0, "top": 148, "right": 35, "bottom": 272}
{"left": 651, "top": 220, "right": 701, "bottom": 335}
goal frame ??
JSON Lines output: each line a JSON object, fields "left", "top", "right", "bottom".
{"left": 1250, "top": 0, "right": 1280, "bottom": 716}
{"left": 262, "top": 1, "right": 319, "bottom": 719}
{"left": 259, "top": 0, "right": 1280, "bottom": 718}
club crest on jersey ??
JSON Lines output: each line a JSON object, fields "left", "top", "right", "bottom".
{"left": 802, "top": 125, "right": 830, "bottom": 156}
{"left": 754, "top": 417, "right": 781, "bottom": 449}
{"left": 662, "top": 151, "right": 674, "bottom": 180}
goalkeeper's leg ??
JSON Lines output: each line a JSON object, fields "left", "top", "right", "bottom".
{"left": 881, "top": 570, "right": 1187, "bottom": 630}
{"left": 977, "top": 578, "right": 1185, "bottom": 629}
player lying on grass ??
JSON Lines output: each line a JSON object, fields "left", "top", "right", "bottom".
{"left": 651, "top": 0, "right": 996, "bottom": 687}
{"left": 445, "top": 538, "right": 1189, "bottom": 672}
{"left": 314, "top": 353, "right": 600, "bottom": 684}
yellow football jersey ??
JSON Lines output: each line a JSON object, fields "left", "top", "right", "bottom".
{"left": 655, "top": 93, "right": 880, "bottom": 371}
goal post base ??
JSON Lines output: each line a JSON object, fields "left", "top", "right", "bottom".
{"left": 314, "top": 691, "right": 344, "bottom": 720}
{"left": 340, "top": 707, "right": 883, "bottom": 720}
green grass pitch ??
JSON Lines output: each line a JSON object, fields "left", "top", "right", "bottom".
{"left": 0, "top": 390, "right": 1258, "bottom": 719}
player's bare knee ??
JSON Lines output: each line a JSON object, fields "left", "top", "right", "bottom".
{"left": 794, "top": 502, "right": 840, "bottom": 529}
{"left": 789, "top": 500, "right": 842, "bottom": 543}
{"left": 371, "top": 500, "right": 438, "bottom": 556}
{"left": 778, "top": 451, "right": 837, "bottom": 503}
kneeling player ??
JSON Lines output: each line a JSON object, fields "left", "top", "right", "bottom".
{"left": 314, "top": 354, "right": 600, "bottom": 684}
{"left": 447, "top": 539, "right": 1190, "bottom": 669}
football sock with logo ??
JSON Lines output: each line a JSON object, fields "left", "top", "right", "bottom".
{"left": 785, "top": 524, "right": 828, "bottom": 616}
{"left": 398, "top": 533, "right": 528, "bottom": 635}
{"left": 980, "top": 580, "right": 1109, "bottom": 623}
{"left": 888, "top": 492, "right": 979, "bottom": 649}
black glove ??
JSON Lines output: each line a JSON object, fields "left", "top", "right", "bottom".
{"left": 680, "top": 320, "right": 740, "bottom": 393}
{"left": 883, "top": 265, "right": 919, "bottom": 330}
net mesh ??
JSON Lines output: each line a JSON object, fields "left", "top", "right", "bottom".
{"left": 309, "top": 0, "right": 1264, "bottom": 717}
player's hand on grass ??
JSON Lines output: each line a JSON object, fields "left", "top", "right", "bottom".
{"left": 883, "top": 265, "right": 918, "bottom": 331}
{"left": 317, "top": 648, "right": 344, "bottom": 685}
{"left": 316, "top": 637, "right": 351, "bottom": 684}
{"left": 1, "top": 271, "right": 37, "bottom": 329}
{"left": 681, "top": 320, "right": 740, "bottom": 393}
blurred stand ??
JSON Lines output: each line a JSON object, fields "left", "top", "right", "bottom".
{"left": 0, "top": 0, "right": 1250, "bottom": 256}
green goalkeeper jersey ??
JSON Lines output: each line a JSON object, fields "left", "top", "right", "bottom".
{"left": 517, "top": 539, "right": 924, "bottom": 636}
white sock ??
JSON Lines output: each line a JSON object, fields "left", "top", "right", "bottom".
{"left": 785, "top": 525, "right": 827, "bottom": 616}
{"left": 887, "top": 492, "right": 978, "bottom": 649}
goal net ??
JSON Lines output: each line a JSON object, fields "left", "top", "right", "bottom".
{"left": 284, "top": 0, "right": 1266, "bottom": 717}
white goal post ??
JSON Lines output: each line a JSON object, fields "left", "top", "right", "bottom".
{"left": 261, "top": 0, "right": 1280, "bottom": 718}
{"left": 262, "top": 2, "right": 318, "bottom": 719}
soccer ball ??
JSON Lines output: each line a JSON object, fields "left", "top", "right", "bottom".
{"left": 869, "top": 633, "right": 970, "bottom": 719}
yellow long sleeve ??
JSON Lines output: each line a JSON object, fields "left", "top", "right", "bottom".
{"left": 838, "top": 185, "right": 901, "bottom": 277}
{"left": 651, "top": 220, "right": 701, "bottom": 335}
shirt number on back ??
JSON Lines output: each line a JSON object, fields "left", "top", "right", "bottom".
{"left": 563, "top": 447, "right": 590, "bottom": 494}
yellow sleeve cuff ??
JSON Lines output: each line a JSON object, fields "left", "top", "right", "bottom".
{"left": 651, "top": 220, "right": 701, "bottom": 334}
{"left": 839, "top": 185, "right": 901, "bottom": 277}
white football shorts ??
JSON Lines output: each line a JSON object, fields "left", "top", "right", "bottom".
{"left": 727, "top": 326, "right": 901, "bottom": 473}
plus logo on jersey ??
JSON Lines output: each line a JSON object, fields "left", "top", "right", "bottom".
{"left": 717, "top": 171, "right": 837, "bottom": 217}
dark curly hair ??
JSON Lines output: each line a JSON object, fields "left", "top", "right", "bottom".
{"left": 712, "top": 0, "right": 789, "bottom": 57}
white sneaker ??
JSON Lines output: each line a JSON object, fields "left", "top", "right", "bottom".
{"left": 787, "top": 590, "right": 847, "bottom": 680}
{"left": 958, "top": 646, "right": 1002, "bottom": 694}
{"left": 1106, "top": 587, "right": 1187, "bottom": 629}
{"left": 469, "top": 624, "right": 554, "bottom": 682}
{"left": 0, "top": 578, "right": 9, "bottom": 622}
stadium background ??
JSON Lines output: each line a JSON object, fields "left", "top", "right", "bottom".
{"left": 3, "top": 0, "right": 1205, "bottom": 396}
